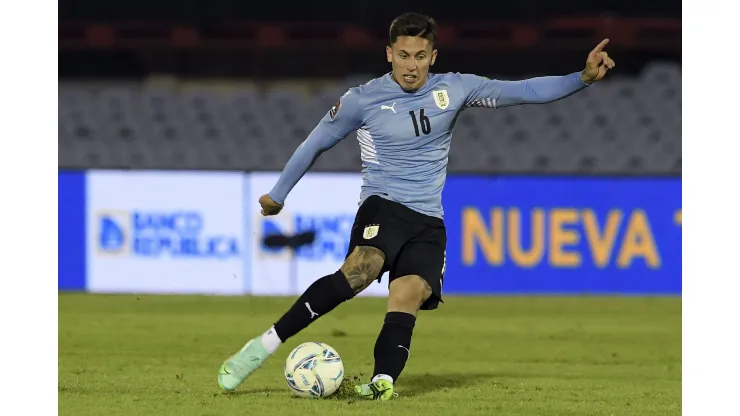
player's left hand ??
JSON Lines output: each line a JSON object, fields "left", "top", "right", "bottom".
{"left": 259, "top": 194, "right": 283, "bottom": 216}
{"left": 581, "top": 39, "right": 615, "bottom": 84}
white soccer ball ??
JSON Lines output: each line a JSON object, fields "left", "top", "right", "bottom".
{"left": 284, "top": 341, "right": 344, "bottom": 398}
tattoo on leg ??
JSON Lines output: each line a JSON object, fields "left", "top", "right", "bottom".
{"left": 342, "top": 246, "right": 385, "bottom": 294}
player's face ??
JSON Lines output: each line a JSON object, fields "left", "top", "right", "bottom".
{"left": 386, "top": 36, "right": 437, "bottom": 91}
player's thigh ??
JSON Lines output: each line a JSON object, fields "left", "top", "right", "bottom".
{"left": 343, "top": 196, "right": 409, "bottom": 293}
{"left": 390, "top": 237, "right": 447, "bottom": 311}
{"left": 345, "top": 196, "right": 409, "bottom": 270}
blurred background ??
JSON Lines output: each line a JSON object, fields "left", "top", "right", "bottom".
{"left": 58, "top": 0, "right": 681, "bottom": 294}
{"left": 58, "top": 2, "right": 682, "bottom": 413}
{"left": 59, "top": 0, "right": 680, "bottom": 174}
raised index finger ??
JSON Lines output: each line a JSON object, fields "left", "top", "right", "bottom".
{"left": 590, "top": 39, "right": 610, "bottom": 55}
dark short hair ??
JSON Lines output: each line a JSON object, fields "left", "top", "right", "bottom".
{"left": 389, "top": 13, "right": 437, "bottom": 47}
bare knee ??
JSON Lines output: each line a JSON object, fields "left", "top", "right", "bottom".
{"left": 340, "top": 246, "right": 385, "bottom": 294}
{"left": 388, "top": 275, "right": 432, "bottom": 315}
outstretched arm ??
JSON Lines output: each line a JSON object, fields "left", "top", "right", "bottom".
{"left": 264, "top": 90, "right": 362, "bottom": 210}
{"left": 462, "top": 72, "right": 589, "bottom": 109}
{"left": 461, "top": 39, "right": 615, "bottom": 109}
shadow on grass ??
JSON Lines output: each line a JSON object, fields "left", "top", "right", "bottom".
{"left": 330, "top": 371, "right": 498, "bottom": 401}
{"left": 218, "top": 387, "right": 279, "bottom": 397}
{"left": 395, "top": 372, "right": 498, "bottom": 398}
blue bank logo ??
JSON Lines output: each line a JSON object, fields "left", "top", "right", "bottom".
{"left": 99, "top": 215, "right": 126, "bottom": 252}
{"left": 96, "top": 210, "right": 240, "bottom": 259}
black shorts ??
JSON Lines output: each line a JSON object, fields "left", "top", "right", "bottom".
{"left": 346, "top": 195, "right": 447, "bottom": 310}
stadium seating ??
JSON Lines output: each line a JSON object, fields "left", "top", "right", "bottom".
{"left": 58, "top": 62, "right": 681, "bottom": 174}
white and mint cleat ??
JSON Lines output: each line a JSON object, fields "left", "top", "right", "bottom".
{"left": 218, "top": 337, "right": 271, "bottom": 391}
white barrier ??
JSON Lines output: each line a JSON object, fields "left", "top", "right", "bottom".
{"left": 83, "top": 170, "right": 389, "bottom": 297}
{"left": 86, "top": 170, "right": 247, "bottom": 294}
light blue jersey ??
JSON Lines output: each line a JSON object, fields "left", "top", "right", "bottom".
{"left": 269, "top": 71, "right": 589, "bottom": 219}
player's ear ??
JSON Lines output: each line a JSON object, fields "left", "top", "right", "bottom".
{"left": 431, "top": 49, "right": 438, "bottom": 66}
{"left": 386, "top": 46, "right": 393, "bottom": 63}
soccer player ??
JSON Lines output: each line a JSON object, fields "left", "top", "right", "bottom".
{"left": 218, "top": 12, "right": 615, "bottom": 400}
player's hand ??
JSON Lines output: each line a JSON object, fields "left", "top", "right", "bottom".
{"left": 259, "top": 194, "right": 283, "bottom": 216}
{"left": 581, "top": 39, "right": 615, "bottom": 84}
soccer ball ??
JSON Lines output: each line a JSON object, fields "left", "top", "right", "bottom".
{"left": 284, "top": 342, "right": 344, "bottom": 398}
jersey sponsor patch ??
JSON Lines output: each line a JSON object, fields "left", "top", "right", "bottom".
{"left": 329, "top": 101, "right": 341, "bottom": 119}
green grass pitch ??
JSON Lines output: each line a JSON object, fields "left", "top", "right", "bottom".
{"left": 59, "top": 293, "right": 681, "bottom": 415}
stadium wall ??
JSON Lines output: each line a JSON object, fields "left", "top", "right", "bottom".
{"left": 58, "top": 170, "right": 682, "bottom": 295}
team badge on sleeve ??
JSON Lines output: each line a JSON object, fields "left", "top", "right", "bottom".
{"left": 329, "top": 101, "right": 341, "bottom": 119}
{"left": 329, "top": 89, "right": 352, "bottom": 120}
{"left": 433, "top": 89, "right": 449, "bottom": 110}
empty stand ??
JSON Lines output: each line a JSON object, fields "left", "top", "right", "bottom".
{"left": 58, "top": 62, "right": 681, "bottom": 174}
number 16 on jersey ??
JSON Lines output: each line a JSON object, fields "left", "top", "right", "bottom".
{"left": 409, "top": 109, "right": 432, "bottom": 136}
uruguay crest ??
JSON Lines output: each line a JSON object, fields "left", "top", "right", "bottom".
{"left": 363, "top": 224, "right": 379, "bottom": 239}
{"left": 432, "top": 89, "right": 449, "bottom": 110}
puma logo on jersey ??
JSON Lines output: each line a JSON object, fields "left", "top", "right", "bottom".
{"left": 381, "top": 102, "right": 397, "bottom": 113}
